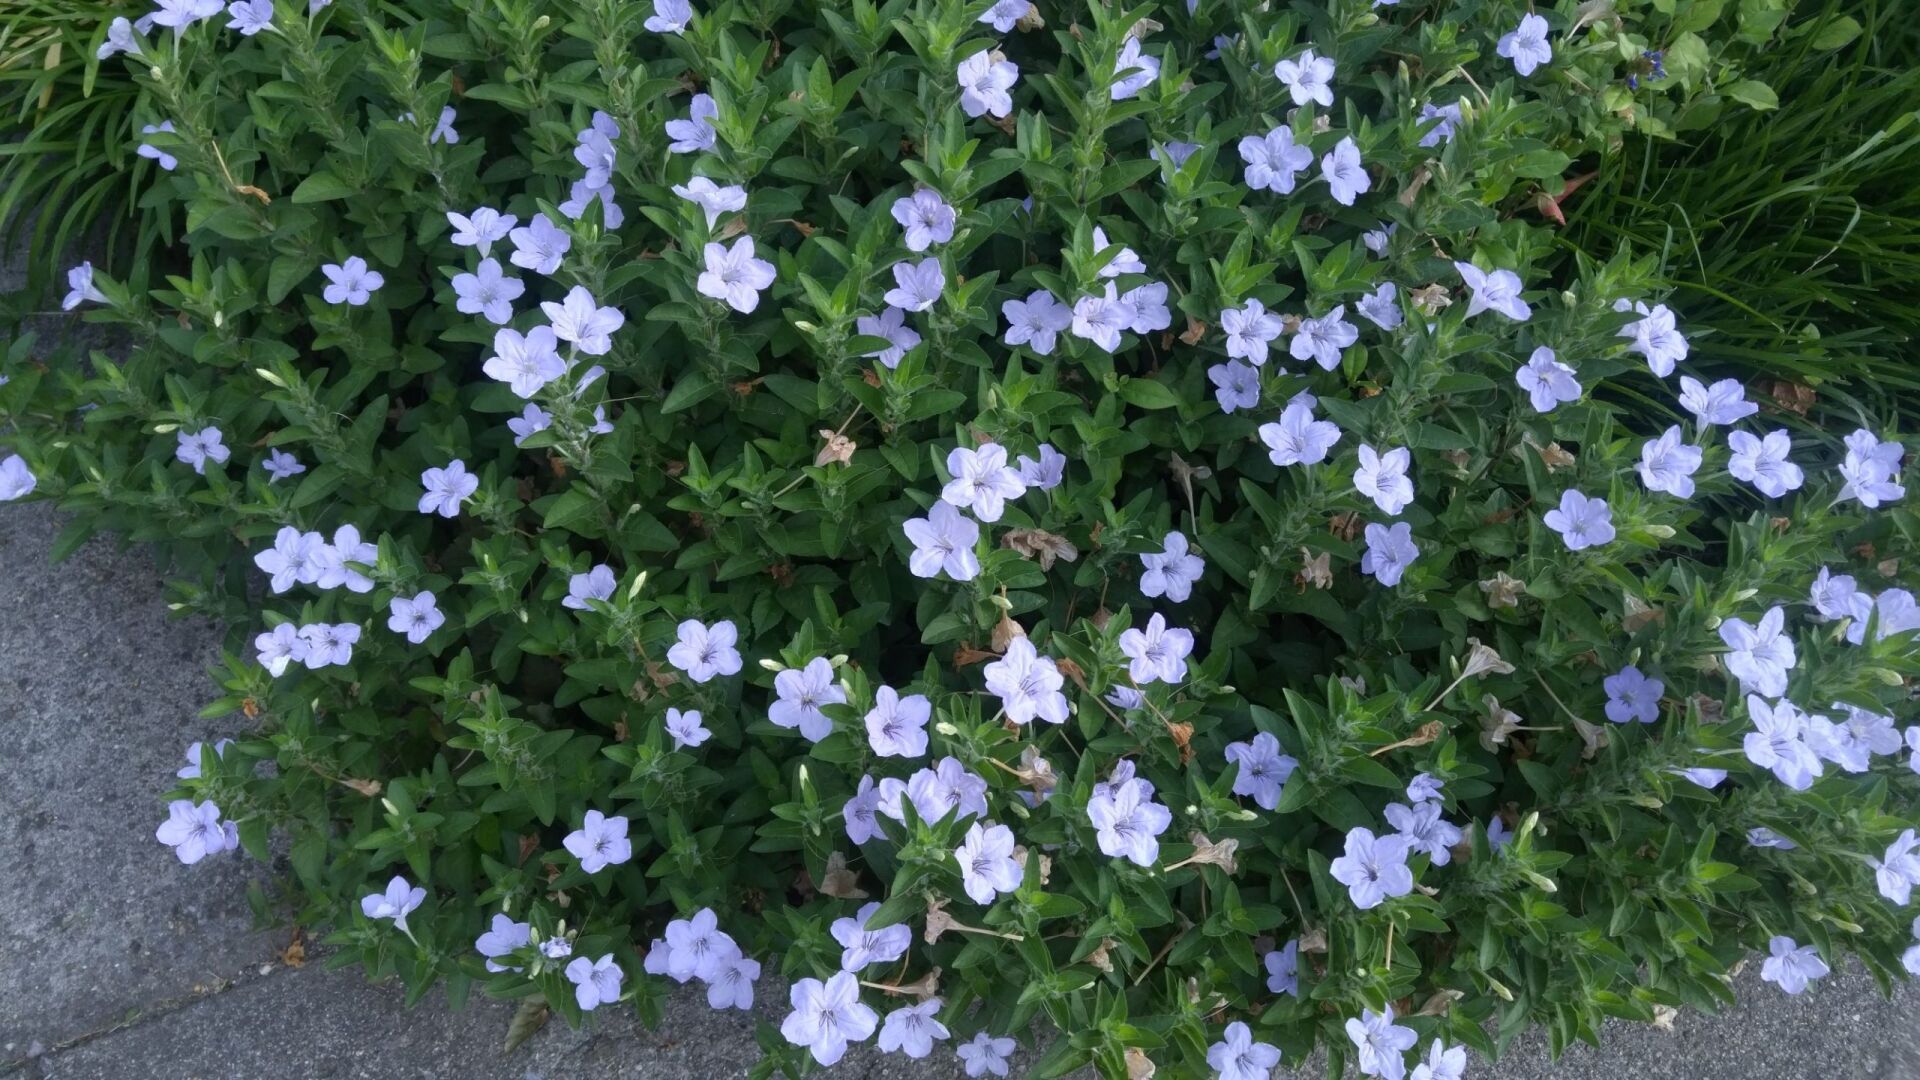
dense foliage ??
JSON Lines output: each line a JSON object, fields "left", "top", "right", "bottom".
{"left": 3, "top": 1, "right": 1918, "bottom": 1077}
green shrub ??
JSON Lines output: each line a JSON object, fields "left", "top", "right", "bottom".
{"left": 3, "top": 1, "right": 1917, "bottom": 1078}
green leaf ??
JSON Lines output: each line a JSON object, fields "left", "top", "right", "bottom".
{"left": 1724, "top": 79, "right": 1779, "bottom": 111}
{"left": 290, "top": 171, "right": 357, "bottom": 203}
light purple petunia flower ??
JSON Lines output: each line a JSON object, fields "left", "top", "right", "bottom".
{"left": 1139, "top": 532, "right": 1204, "bottom": 603}
{"left": 1291, "top": 304, "right": 1358, "bottom": 370}
{"left": 97, "top": 16, "right": 141, "bottom": 60}
{"left": 1258, "top": 398, "right": 1341, "bottom": 468}
{"left": 942, "top": 443, "right": 1026, "bottom": 522}
{"left": 1638, "top": 425, "right": 1703, "bottom": 498}
{"left": 672, "top": 176, "right": 747, "bottom": 230}
{"left": 175, "top": 427, "right": 230, "bottom": 475}
{"left": 664, "top": 706, "right": 710, "bottom": 749}
{"left": 1846, "top": 588, "right": 1920, "bottom": 645}
{"left": 1363, "top": 222, "right": 1397, "bottom": 256}
{"left": 136, "top": 121, "right": 178, "bottom": 171}
{"left": 156, "top": 798, "right": 238, "bottom": 864}
{"left": 1354, "top": 444, "right": 1415, "bottom": 515}
{"left": 771, "top": 657, "right": 847, "bottom": 742}
{"left": 665, "top": 907, "right": 739, "bottom": 982}
{"left": 878, "top": 999, "right": 951, "bottom": 1059}
{"left": 1356, "top": 282, "right": 1403, "bottom": 331}
{"left": 418, "top": 460, "right": 479, "bottom": 517}
{"left": 1264, "top": 938, "right": 1300, "bottom": 995}
{"left": 1418, "top": 101, "right": 1463, "bottom": 148}
{"left": 957, "top": 51, "right": 1019, "bottom": 118}
{"left": 1455, "top": 261, "right": 1530, "bottom": 321}
{"left": 254, "top": 623, "right": 307, "bottom": 676}
{"left": 387, "top": 592, "right": 445, "bottom": 644}
{"left": 1616, "top": 300, "right": 1689, "bottom": 376}
{"left": 314, "top": 523, "right": 375, "bottom": 593}
{"left": 1239, "top": 126, "right": 1314, "bottom": 194}
{"left": 1729, "top": 430, "right": 1804, "bottom": 499}
{"left": 1604, "top": 664, "right": 1663, "bottom": 724}
{"left": 668, "top": 618, "right": 742, "bottom": 682}
{"left": 1118, "top": 612, "right": 1194, "bottom": 685}
{"left": 253, "top": 527, "right": 327, "bottom": 593}
{"left": 176, "top": 739, "right": 233, "bottom": 780}
{"left": 1808, "top": 703, "right": 1899, "bottom": 773}
{"left": 865, "top": 686, "right": 931, "bottom": 758}
{"left": 543, "top": 286, "right": 624, "bottom": 356}
{"left": 1748, "top": 827, "right": 1797, "bottom": 850}
{"left": 1760, "top": 936, "right": 1829, "bottom": 995}
{"left": 883, "top": 257, "right": 945, "bottom": 312}
{"left": 1498, "top": 13, "right": 1553, "bottom": 77}
{"left": 360, "top": 875, "right": 426, "bottom": 931}
{"left": 1016, "top": 443, "right": 1066, "bottom": 490}
{"left": 843, "top": 775, "right": 882, "bottom": 845}
{"left": 857, "top": 306, "right": 923, "bottom": 369}
{"left": 893, "top": 189, "right": 957, "bottom": 252}
{"left": 832, "top": 900, "right": 912, "bottom": 971}
{"left": 979, "top": 0, "right": 1028, "bottom": 32}
{"left": 1385, "top": 800, "right": 1463, "bottom": 866}
{"left": 1837, "top": 428, "right": 1906, "bottom": 508}
{"left": 1210, "top": 360, "right": 1262, "bottom": 414}
{"left": 982, "top": 636, "right": 1068, "bottom": 725}
{"left": 1121, "top": 281, "right": 1170, "bottom": 334}
{"left": 1361, "top": 521, "right": 1418, "bottom": 587}
{"left": 697, "top": 237, "right": 777, "bottom": 313}
{"left": 320, "top": 256, "right": 383, "bottom": 306}
{"left": 1742, "top": 695, "right": 1822, "bottom": 791}
{"left": 298, "top": 621, "right": 361, "bottom": 669}
{"left": 427, "top": 105, "right": 460, "bottom": 145}
{"left": 1110, "top": 36, "right": 1160, "bottom": 101}
{"left": 1223, "top": 298, "right": 1286, "bottom": 365}
{"left": 1087, "top": 776, "right": 1172, "bottom": 866}
{"left": 1208, "top": 1021, "right": 1283, "bottom": 1080}
{"left": 1223, "top": 731, "right": 1298, "bottom": 811}
{"left": 62, "top": 261, "right": 109, "bottom": 310}
{"left": 1410, "top": 1039, "right": 1467, "bottom": 1080}
{"left": 645, "top": 0, "right": 692, "bottom": 34}
{"left": 261, "top": 448, "right": 305, "bottom": 482}
{"left": 1721, "top": 608, "right": 1795, "bottom": 696}
{"left": 903, "top": 500, "right": 982, "bottom": 581}
{"left": 1543, "top": 489, "right": 1615, "bottom": 551}
{"left": 1275, "top": 47, "right": 1335, "bottom": 107}
{"left": 1678, "top": 376, "right": 1758, "bottom": 427}
{"left": 957, "top": 1032, "right": 1016, "bottom": 1078}
{"left": 1516, "top": 347, "right": 1580, "bottom": 412}
{"left": 508, "top": 213, "right": 571, "bottom": 275}
{"left": 1002, "top": 289, "right": 1073, "bottom": 356}
{"left": 565, "top": 954, "right": 624, "bottom": 1010}
{"left": 1070, "top": 284, "right": 1132, "bottom": 351}
{"left": 507, "top": 403, "right": 552, "bottom": 446}
{"left": 474, "top": 913, "right": 531, "bottom": 972}
{"left": 708, "top": 951, "right": 759, "bottom": 1010}
{"left": 563, "top": 564, "right": 616, "bottom": 611}
{"left": 1348, "top": 1006, "right": 1419, "bottom": 1080}
{"left": 447, "top": 207, "right": 517, "bottom": 256}
{"left": 666, "top": 93, "right": 718, "bottom": 154}
{"left": 450, "top": 258, "right": 523, "bottom": 326}
{"left": 1330, "top": 827, "right": 1414, "bottom": 910}
{"left": 1407, "top": 773, "right": 1443, "bottom": 804}
{"left": 901, "top": 757, "right": 990, "bottom": 823}
{"left": 1321, "top": 137, "right": 1372, "bottom": 206}
{"left": 780, "top": 970, "right": 878, "bottom": 1066}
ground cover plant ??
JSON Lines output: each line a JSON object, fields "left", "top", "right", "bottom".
{"left": 2, "top": 1, "right": 1919, "bottom": 1078}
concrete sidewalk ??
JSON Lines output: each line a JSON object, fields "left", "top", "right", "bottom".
{"left": 2, "top": 498, "right": 1917, "bottom": 1079}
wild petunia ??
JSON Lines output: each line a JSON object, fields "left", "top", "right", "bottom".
{"left": 387, "top": 593, "right": 445, "bottom": 645}
{"left": 1384, "top": 800, "right": 1463, "bottom": 866}
{"left": 1118, "top": 612, "right": 1195, "bottom": 685}
{"left": 979, "top": 0, "right": 1028, "bottom": 32}
{"left": 1354, "top": 444, "right": 1415, "bottom": 515}
{"left": 254, "top": 623, "right": 308, "bottom": 676}
{"left": 565, "top": 954, "right": 625, "bottom": 1011}
{"left": 771, "top": 657, "right": 847, "bottom": 742}
{"left": 707, "top": 952, "right": 759, "bottom": 1010}
{"left": 155, "top": 799, "right": 238, "bottom": 864}
{"left": 665, "top": 93, "right": 718, "bottom": 153}
{"left": 1356, "top": 282, "right": 1403, "bottom": 330}
{"left": 1360, "top": 522, "right": 1418, "bottom": 587}
{"left": 1210, "top": 361, "right": 1262, "bottom": 414}
{"left": 781, "top": 972, "right": 879, "bottom": 1066}
{"left": 697, "top": 237, "right": 777, "bottom": 313}
{"left": 542, "top": 286, "right": 625, "bottom": 356}
{"left": 299, "top": 622, "right": 360, "bottom": 669}
{"left": 1346, "top": 1006, "right": 1419, "bottom": 1080}
{"left": 1749, "top": 827, "right": 1797, "bottom": 850}
{"left": 904, "top": 757, "right": 991, "bottom": 823}
{"left": 1617, "top": 300, "right": 1689, "bottom": 376}
{"left": 418, "top": 460, "right": 479, "bottom": 517}
{"left": 1497, "top": 13, "right": 1553, "bottom": 77}
{"left": 1637, "top": 425, "right": 1704, "bottom": 498}
{"left": 1410, "top": 1039, "right": 1467, "bottom": 1080}
{"left": 1759, "top": 937, "right": 1829, "bottom": 995}
{"left": 507, "top": 403, "right": 552, "bottom": 446}
{"left": 672, "top": 176, "right": 748, "bottom": 230}
{"left": 1239, "top": 126, "right": 1314, "bottom": 195}
{"left": 1845, "top": 588, "right": 1920, "bottom": 645}
{"left": 942, "top": 443, "right": 1027, "bottom": 522}
{"left": 1516, "top": 347, "right": 1580, "bottom": 412}
{"left": 1417, "top": 101, "right": 1463, "bottom": 147}
{"left": 982, "top": 637, "right": 1069, "bottom": 725}
{"left": 1070, "top": 284, "right": 1133, "bottom": 351}
{"left": 1110, "top": 36, "right": 1160, "bottom": 101}
{"left": 563, "top": 809, "right": 633, "bottom": 874}
{"left": 427, "top": 105, "right": 459, "bottom": 145}
{"left": 320, "top": 256, "right": 384, "bottom": 306}
{"left": 1455, "top": 261, "right": 1531, "bottom": 322}
{"left": 447, "top": 207, "right": 517, "bottom": 256}
{"left": 1407, "top": 773, "right": 1444, "bottom": 804}
{"left": 1139, "top": 532, "right": 1205, "bottom": 603}
{"left": 884, "top": 258, "right": 945, "bottom": 312}
{"left": 360, "top": 875, "right": 426, "bottom": 933}
{"left": 1741, "top": 696, "right": 1822, "bottom": 791}
{"left": 1274, "top": 48, "right": 1335, "bottom": 107}
{"left": 955, "top": 821, "right": 1023, "bottom": 903}
{"left": 261, "top": 448, "right": 305, "bottom": 482}
{"left": 1264, "top": 939, "right": 1300, "bottom": 995}
{"left": 1016, "top": 443, "right": 1067, "bottom": 490}
{"left": 474, "top": 914, "right": 531, "bottom": 973}
{"left": 254, "top": 527, "right": 327, "bottom": 594}
{"left": 1207, "top": 1021, "right": 1283, "bottom": 1080}
{"left": 176, "top": 739, "right": 233, "bottom": 780}
{"left": 1320, "top": 137, "right": 1372, "bottom": 206}
{"left": 1809, "top": 703, "right": 1899, "bottom": 773}
{"left": 903, "top": 500, "right": 983, "bottom": 581}
{"left": 508, "top": 213, "right": 571, "bottom": 275}
{"left": 1001, "top": 289, "right": 1073, "bottom": 356}
{"left": 865, "top": 686, "right": 932, "bottom": 758}
{"left": 856, "top": 306, "right": 923, "bottom": 369}
{"left": 843, "top": 775, "right": 882, "bottom": 845}
{"left": 563, "top": 564, "right": 617, "bottom": 611}
{"left": 878, "top": 1000, "right": 951, "bottom": 1059}
{"left": 667, "top": 618, "right": 743, "bottom": 682}
{"left": 1087, "top": 777, "right": 1173, "bottom": 866}
{"left": 831, "top": 900, "right": 913, "bottom": 972}
{"left": 1875, "top": 830, "right": 1920, "bottom": 905}
{"left": 1362, "top": 222, "right": 1397, "bottom": 257}
{"left": 661, "top": 706, "right": 709, "bottom": 749}
{"left": 1121, "top": 282, "right": 1170, "bottom": 335}
{"left": 450, "top": 258, "right": 524, "bottom": 326}
{"left": 1543, "top": 489, "right": 1615, "bottom": 551}
{"left": 1721, "top": 608, "right": 1795, "bottom": 696}
{"left": 175, "top": 427, "right": 230, "bottom": 475}
{"left": 96, "top": 17, "right": 141, "bottom": 60}
{"left": 1837, "top": 429, "right": 1906, "bottom": 508}
{"left": 1290, "top": 304, "right": 1358, "bottom": 370}
{"left": 957, "top": 51, "right": 1019, "bottom": 118}
{"left": 1728, "top": 430, "right": 1804, "bottom": 498}
{"left": 644, "top": 0, "right": 692, "bottom": 34}
{"left": 1222, "top": 731, "right": 1298, "bottom": 810}
{"left": 957, "top": 1032, "right": 1017, "bottom": 1078}
{"left": 138, "top": 122, "right": 178, "bottom": 170}
{"left": 1678, "top": 376, "right": 1758, "bottom": 427}
{"left": 1222, "top": 298, "right": 1286, "bottom": 365}
{"left": 62, "top": 261, "right": 109, "bottom": 310}
{"left": 664, "top": 908, "right": 738, "bottom": 982}
{"left": 1603, "top": 664, "right": 1663, "bottom": 724}
{"left": 1329, "top": 827, "right": 1414, "bottom": 910}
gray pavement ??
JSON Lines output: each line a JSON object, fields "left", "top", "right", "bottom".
{"left": 3, "top": 496, "right": 1919, "bottom": 1080}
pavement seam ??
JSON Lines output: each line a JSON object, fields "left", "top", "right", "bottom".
{"left": 1, "top": 961, "right": 290, "bottom": 1077}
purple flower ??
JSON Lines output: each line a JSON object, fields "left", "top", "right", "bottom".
{"left": 665, "top": 908, "right": 739, "bottom": 982}
{"left": 843, "top": 775, "right": 882, "bottom": 845}
{"left": 311, "top": 523, "right": 375, "bottom": 591}
{"left": 254, "top": 623, "right": 307, "bottom": 676}
{"left": 957, "top": 1032, "right": 1016, "bottom": 1078}
{"left": 1454, "top": 261, "right": 1530, "bottom": 322}
{"left": 1016, "top": 443, "right": 1067, "bottom": 490}
{"left": 1742, "top": 695, "right": 1821, "bottom": 791}
{"left": 253, "top": 527, "right": 326, "bottom": 593}
{"left": 1260, "top": 398, "right": 1341, "bottom": 466}
{"left": 942, "top": 443, "right": 1026, "bottom": 522}
{"left": 62, "top": 261, "right": 109, "bottom": 310}
{"left": 1222, "top": 298, "right": 1286, "bottom": 365}
{"left": 1876, "top": 830, "right": 1920, "bottom": 904}
{"left": 781, "top": 971, "right": 878, "bottom": 1066}
{"left": 1264, "top": 939, "right": 1300, "bottom": 995}
{"left": 1070, "top": 284, "right": 1132, "bottom": 351}
{"left": 560, "top": 176, "right": 624, "bottom": 228}
{"left": 447, "top": 207, "right": 517, "bottom": 256}
{"left": 672, "top": 176, "right": 747, "bottom": 230}
{"left": 892, "top": 189, "right": 957, "bottom": 252}
{"left": 707, "top": 951, "right": 759, "bottom": 1010}
{"left": 1678, "top": 376, "right": 1758, "bottom": 427}
{"left": 1617, "top": 300, "right": 1688, "bottom": 376}
{"left": 661, "top": 706, "right": 709, "bottom": 749}
{"left": 1291, "top": 304, "right": 1358, "bottom": 370}
{"left": 865, "top": 686, "right": 931, "bottom": 758}
{"left": 1356, "top": 282, "right": 1403, "bottom": 331}
{"left": 176, "top": 739, "right": 233, "bottom": 780}
{"left": 1673, "top": 766, "right": 1727, "bottom": 789}
{"left": 574, "top": 110, "right": 620, "bottom": 185}
{"left": 1638, "top": 425, "right": 1703, "bottom": 498}
{"left": 832, "top": 901, "right": 912, "bottom": 971}
{"left": 1088, "top": 777, "right": 1172, "bottom": 865}
{"left": 320, "top": 256, "right": 383, "bottom": 306}
{"left": 979, "top": 0, "right": 1028, "bottom": 32}
{"left": 1760, "top": 937, "right": 1829, "bottom": 995}
{"left": 1729, "top": 429, "right": 1804, "bottom": 498}
{"left": 261, "top": 448, "right": 305, "bottom": 482}
{"left": 1330, "top": 827, "right": 1414, "bottom": 910}
{"left": 1139, "top": 532, "right": 1204, "bottom": 603}
{"left": 1406, "top": 773, "right": 1443, "bottom": 803}
{"left": 138, "top": 121, "right": 178, "bottom": 170}
{"left": 1418, "top": 101, "right": 1462, "bottom": 147}
{"left": 427, "top": 105, "right": 459, "bottom": 145}
{"left": 1410, "top": 1039, "right": 1467, "bottom": 1080}
{"left": 879, "top": 999, "right": 951, "bottom": 1059}
{"left": 645, "top": 0, "right": 692, "bottom": 34}
{"left": 565, "top": 954, "right": 625, "bottom": 1011}
{"left": 697, "top": 237, "right": 777, "bottom": 313}
{"left": 957, "top": 51, "right": 1019, "bottom": 118}
{"left": 543, "top": 286, "right": 625, "bottom": 356}
{"left": 97, "top": 17, "right": 141, "bottom": 61}
{"left": 1321, "top": 137, "right": 1371, "bottom": 206}
{"left": 1210, "top": 361, "right": 1262, "bottom": 413}
{"left": 666, "top": 93, "right": 718, "bottom": 153}
{"left": 1153, "top": 141, "right": 1201, "bottom": 168}
{"left": 450, "top": 258, "right": 523, "bottom": 326}
{"left": 668, "top": 618, "right": 742, "bottom": 682}
{"left": 1363, "top": 222, "right": 1397, "bottom": 256}
{"left": 1354, "top": 444, "right": 1415, "bottom": 515}
{"left": 298, "top": 621, "right": 360, "bottom": 669}
{"left": 884, "top": 257, "right": 945, "bottom": 312}
{"left": 1207, "top": 1021, "right": 1282, "bottom": 1080}
{"left": 541, "top": 938, "right": 573, "bottom": 961}
{"left": 1121, "top": 282, "right": 1170, "bottom": 334}
{"left": 857, "top": 306, "right": 922, "bottom": 368}
{"left": 387, "top": 592, "right": 444, "bottom": 645}
{"left": 1361, "top": 521, "right": 1418, "bottom": 586}
{"left": 1808, "top": 703, "right": 1899, "bottom": 773}
{"left": 1846, "top": 588, "right": 1920, "bottom": 645}
{"left": 360, "top": 875, "right": 426, "bottom": 932}
{"left": 1486, "top": 817, "right": 1512, "bottom": 850}
{"left": 1239, "top": 126, "right": 1314, "bottom": 195}
{"left": 1223, "top": 731, "right": 1298, "bottom": 810}
{"left": 771, "top": 657, "right": 847, "bottom": 742}
{"left": 155, "top": 799, "right": 237, "bottom": 864}
{"left": 1603, "top": 664, "right": 1663, "bottom": 724}
{"left": 904, "top": 756, "right": 990, "bottom": 822}
{"left": 1384, "top": 800, "right": 1463, "bottom": 866}
{"left": 508, "top": 213, "right": 571, "bottom": 275}
{"left": 1721, "top": 608, "right": 1795, "bottom": 697}
{"left": 1001, "top": 289, "right": 1073, "bottom": 356}
{"left": 1498, "top": 13, "right": 1553, "bottom": 77}
{"left": 1516, "top": 347, "right": 1580, "bottom": 412}
{"left": 1118, "top": 612, "right": 1194, "bottom": 685}
{"left": 1274, "top": 48, "right": 1335, "bottom": 107}
{"left": 507, "top": 403, "right": 552, "bottom": 446}
{"left": 418, "top": 460, "right": 479, "bottom": 517}
{"left": 481, "top": 327, "right": 565, "bottom": 399}
{"left": 982, "top": 637, "right": 1068, "bottom": 725}
{"left": 1110, "top": 36, "right": 1160, "bottom": 100}
{"left": 175, "top": 427, "right": 230, "bottom": 474}
{"left": 562, "top": 564, "right": 616, "bottom": 611}
{"left": 1347, "top": 1006, "right": 1419, "bottom": 1080}
{"left": 474, "top": 914, "right": 531, "bottom": 973}
{"left": 903, "top": 500, "right": 982, "bottom": 581}
{"left": 1838, "top": 429, "right": 1906, "bottom": 508}
{"left": 1748, "top": 827, "right": 1797, "bottom": 850}
{"left": 1543, "top": 489, "right": 1615, "bottom": 551}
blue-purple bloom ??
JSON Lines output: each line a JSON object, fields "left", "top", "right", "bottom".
{"left": 1543, "top": 489, "right": 1615, "bottom": 551}
{"left": 1454, "top": 261, "right": 1531, "bottom": 321}
{"left": 1516, "top": 347, "right": 1580, "bottom": 412}
{"left": 1729, "top": 430, "right": 1804, "bottom": 498}
{"left": 780, "top": 970, "right": 878, "bottom": 1066}
{"left": 1001, "top": 289, "right": 1072, "bottom": 356}
{"left": 360, "top": 875, "right": 426, "bottom": 932}
{"left": 566, "top": 954, "right": 624, "bottom": 1010}
{"left": 1139, "top": 532, "right": 1204, "bottom": 602}
{"left": 175, "top": 427, "right": 230, "bottom": 474}
{"left": 1361, "top": 521, "right": 1418, "bottom": 586}
{"left": 508, "top": 213, "right": 571, "bottom": 275}
{"left": 1210, "top": 360, "right": 1262, "bottom": 413}
{"left": 1497, "top": 13, "right": 1553, "bottom": 77}
{"left": 1354, "top": 444, "right": 1414, "bottom": 515}
{"left": 832, "top": 900, "right": 912, "bottom": 971}
{"left": 1721, "top": 608, "right": 1795, "bottom": 697}
{"left": 1239, "top": 126, "right": 1313, "bottom": 194}
{"left": 474, "top": 914, "right": 531, "bottom": 972}
{"left": 451, "top": 258, "right": 523, "bottom": 325}
{"left": 1604, "top": 664, "right": 1663, "bottom": 724}
{"left": 771, "top": 657, "right": 847, "bottom": 742}
{"left": 156, "top": 799, "right": 238, "bottom": 864}
{"left": 1760, "top": 936, "right": 1829, "bottom": 995}
{"left": 666, "top": 93, "right": 718, "bottom": 153}
{"left": 418, "top": 460, "right": 479, "bottom": 517}
{"left": 697, "top": 237, "right": 777, "bottom": 313}
{"left": 1264, "top": 939, "right": 1300, "bottom": 995}
{"left": 320, "top": 256, "right": 383, "bottom": 306}
{"left": 1329, "top": 827, "right": 1414, "bottom": 910}
{"left": 564, "top": 809, "right": 632, "bottom": 873}
{"left": 857, "top": 306, "right": 922, "bottom": 368}
{"left": 387, "top": 592, "right": 444, "bottom": 644}
{"left": 1346, "top": 1006, "right": 1419, "bottom": 1079}
{"left": 138, "top": 121, "right": 178, "bottom": 171}
{"left": 1223, "top": 731, "right": 1298, "bottom": 810}
{"left": 667, "top": 619, "right": 742, "bottom": 682}
{"left": 1118, "top": 613, "right": 1194, "bottom": 685}
{"left": 1321, "top": 137, "right": 1371, "bottom": 206}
